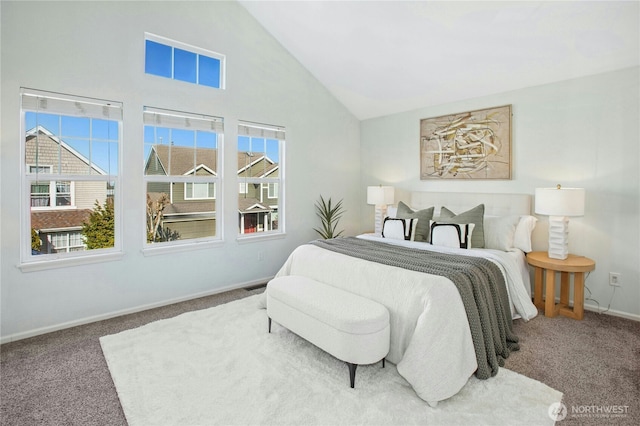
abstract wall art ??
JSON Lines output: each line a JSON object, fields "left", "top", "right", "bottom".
{"left": 420, "top": 105, "right": 512, "bottom": 180}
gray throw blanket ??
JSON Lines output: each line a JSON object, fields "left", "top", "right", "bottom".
{"left": 310, "top": 237, "right": 519, "bottom": 380}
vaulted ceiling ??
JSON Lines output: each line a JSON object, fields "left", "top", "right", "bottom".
{"left": 240, "top": 1, "right": 639, "bottom": 120}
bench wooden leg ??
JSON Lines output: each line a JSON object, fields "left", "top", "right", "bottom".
{"left": 382, "top": 359, "right": 385, "bottom": 368}
{"left": 347, "top": 363, "right": 357, "bottom": 388}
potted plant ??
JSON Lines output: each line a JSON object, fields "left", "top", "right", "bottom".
{"left": 313, "top": 195, "right": 345, "bottom": 239}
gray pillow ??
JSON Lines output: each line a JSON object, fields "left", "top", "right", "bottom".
{"left": 439, "top": 204, "right": 485, "bottom": 248}
{"left": 396, "top": 201, "right": 434, "bottom": 243}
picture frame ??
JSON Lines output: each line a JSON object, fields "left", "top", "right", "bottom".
{"left": 420, "top": 105, "right": 512, "bottom": 180}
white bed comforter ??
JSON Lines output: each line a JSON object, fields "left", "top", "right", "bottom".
{"left": 261, "top": 235, "right": 537, "bottom": 405}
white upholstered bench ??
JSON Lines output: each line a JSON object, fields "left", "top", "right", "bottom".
{"left": 266, "top": 275, "right": 390, "bottom": 388}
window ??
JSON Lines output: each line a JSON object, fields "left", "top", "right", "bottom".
{"left": 47, "top": 231, "right": 85, "bottom": 253}
{"left": 144, "top": 107, "right": 223, "bottom": 246}
{"left": 267, "top": 183, "right": 278, "bottom": 199}
{"left": 237, "top": 121, "right": 285, "bottom": 236}
{"left": 28, "top": 165, "right": 74, "bottom": 207}
{"left": 145, "top": 33, "right": 225, "bottom": 89}
{"left": 21, "top": 88, "right": 122, "bottom": 265}
{"left": 185, "top": 182, "right": 215, "bottom": 200}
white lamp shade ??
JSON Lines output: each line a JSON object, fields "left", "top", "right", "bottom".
{"left": 367, "top": 186, "right": 395, "bottom": 206}
{"left": 535, "top": 187, "right": 585, "bottom": 217}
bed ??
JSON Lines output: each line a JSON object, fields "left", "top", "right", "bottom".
{"left": 261, "top": 192, "right": 539, "bottom": 406}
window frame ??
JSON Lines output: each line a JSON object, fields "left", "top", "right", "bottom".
{"left": 143, "top": 106, "right": 224, "bottom": 253}
{"left": 19, "top": 88, "right": 123, "bottom": 271}
{"left": 236, "top": 121, "right": 285, "bottom": 241}
{"left": 185, "top": 182, "right": 216, "bottom": 200}
{"left": 144, "top": 33, "right": 226, "bottom": 90}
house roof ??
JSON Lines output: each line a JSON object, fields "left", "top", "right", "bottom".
{"left": 237, "top": 152, "right": 278, "bottom": 177}
{"left": 149, "top": 144, "right": 218, "bottom": 176}
{"left": 146, "top": 145, "right": 278, "bottom": 177}
{"left": 238, "top": 197, "right": 270, "bottom": 213}
{"left": 31, "top": 209, "right": 92, "bottom": 232}
{"left": 26, "top": 126, "right": 107, "bottom": 175}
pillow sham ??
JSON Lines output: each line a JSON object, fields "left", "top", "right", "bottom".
{"left": 429, "top": 221, "right": 475, "bottom": 249}
{"left": 513, "top": 215, "right": 538, "bottom": 252}
{"left": 386, "top": 206, "right": 398, "bottom": 219}
{"left": 396, "top": 201, "right": 434, "bottom": 243}
{"left": 484, "top": 215, "right": 520, "bottom": 251}
{"left": 382, "top": 217, "right": 419, "bottom": 241}
{"left": 438, "top": 204, "right": 485, "bottom": 248}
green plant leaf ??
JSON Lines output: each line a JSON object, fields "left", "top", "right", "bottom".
{"left": 314, "top": 195, "right": 345, "bottom": 239}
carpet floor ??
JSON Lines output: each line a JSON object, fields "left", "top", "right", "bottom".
{"left": 100, "top": 294, "right": 561, "bottom": 425}
{"left": 1, "top": 286, "right": 639, "bottom": 425}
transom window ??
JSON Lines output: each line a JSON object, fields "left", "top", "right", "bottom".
{"left": 145, "top": 33, "right": 225, "bottom": 89}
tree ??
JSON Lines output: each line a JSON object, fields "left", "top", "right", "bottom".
{"left": 31, "top": 228, "right": 42, "bottom": 252}
{"left": 147, "top": 193, "right": 180, "bottom": 242}
{"left": 82, "top": 198, "right": 115, "bottom": 249}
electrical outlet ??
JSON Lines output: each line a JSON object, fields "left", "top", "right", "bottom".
{"left": 609, "top": 272, "right": 621, "bottom": 287}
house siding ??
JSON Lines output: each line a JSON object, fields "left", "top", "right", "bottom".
{"left": 163, "top": 218, "right": 216, "bottom": 239}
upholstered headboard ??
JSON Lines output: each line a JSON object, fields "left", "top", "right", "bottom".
{"left": 407, "top": 191, "right": 546, "bottom": 251}
{"left": 410, "top": 192, "right": 532, "bottom": 217}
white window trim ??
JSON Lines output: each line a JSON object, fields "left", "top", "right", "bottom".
{"left": 18, "top": 252, "right": 125, "bottom": 272}
{"left": 28, "top": 177, "right": 76, "bottom": 210}
{"left": 19, "top": 88, "right": 123, "bottom": 270}
{"left": 267, "top": 182, "right": 278, "bottom": 199}
{"left": 143, "top": 107, "right": 224, "bottom": 251}
{"left": 236, "top": 122, "right": 285, "bottom": 239}
{"left": 47, "top": 231, "right": 85, "bottom": 253}
{"left": 184, "top": 182, "right": 216, "bottom": 200}
{"left": 145, "top": 32, "right": 226, "bottom": 89}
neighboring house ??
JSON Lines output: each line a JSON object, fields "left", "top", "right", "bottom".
{"left": 237, "top": 151, "right": 279, "bottom": 234}
{"left": 26, "top": 126, "right": 108, "bottom": 253}
{"left": 144, "top": 144, "right": 217, "bottom": 240}
{"left": 144, "top": 144, "right": 279, "bottom": 239}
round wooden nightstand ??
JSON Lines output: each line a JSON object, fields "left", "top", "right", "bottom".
{"left": 527, "top": 251, "right": 596, "bottom": 320}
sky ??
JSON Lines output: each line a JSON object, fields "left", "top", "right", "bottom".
{"left": 26, "top": 112, "right": 119, "bottom": 175}
{"left": 27, "top": 112, "right": 280, "bottom": 177}
{"left": 26, "top": 38, "right": 279, "bottom": 176}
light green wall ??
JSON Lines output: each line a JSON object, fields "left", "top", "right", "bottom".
{"left": 361, "top": 67, "right": 640, "bottom": 318}
{"left": 0, "top": 1, "right": 360, "bottom": 341}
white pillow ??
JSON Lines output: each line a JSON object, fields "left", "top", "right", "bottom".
{"left": 513, "top": 215, "right": 537, "bottom": 252}
{"left": 386, "top": 206, "right": 398, "bottom": 218}
{"left": 429, "top": 221, "right": 475, "bottom": 249}
{"left": 382, "top": 217, "right": 418, "bottom": 241}
{"left": 484, "top": 215, "right": 520, "bottom": 251}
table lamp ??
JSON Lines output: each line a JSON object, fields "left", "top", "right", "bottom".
{"left": 535, "top": 185, "right": 585, "bottom": 260}
{"left": 367, "top": 185, "right": 394, "bottom": 235}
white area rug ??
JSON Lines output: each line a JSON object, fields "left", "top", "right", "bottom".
{"left": 100, "top": 294, "right": 562, "bottom": 426}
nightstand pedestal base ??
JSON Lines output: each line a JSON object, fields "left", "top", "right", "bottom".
{"left": 528, "top": 252, "right": 595, "bottom": 321}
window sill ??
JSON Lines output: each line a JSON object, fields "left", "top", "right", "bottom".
{"left": 236, "top": 232, "right": 286, "bottom": 244}
{"left": 19, "top": 251, "right": 124, "bottom": 272}
{"left": 142, "top": 239, "right": 224, "bottom": 256}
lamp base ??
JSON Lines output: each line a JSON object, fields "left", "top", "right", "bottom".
{"left": 374, "top": 205, "right": 388, "bottom": 235}
{"left": 548, "top": 216, "right": 569, "bottom": 260}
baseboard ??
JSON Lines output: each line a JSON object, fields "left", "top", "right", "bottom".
{"left": 0, "top": 276, "right": 273, "bottom": 344}
{"left": 584, "top": 302, "right": 640, "bottom": 321}
{"left": 546, "top": 296, "right": 640, "bottom": 322}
